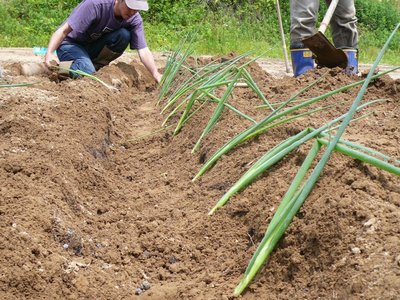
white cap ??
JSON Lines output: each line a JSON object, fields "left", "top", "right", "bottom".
{"left": 126, "top": 0, "right": 149, "bottom": 11}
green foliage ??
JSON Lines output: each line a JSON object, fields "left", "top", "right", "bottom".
{"left": 143, "top": 0, "right": 204, "bottom": 27}
{"left": 355, "top": 0, "right": 400, "bottom": 55}
{"left": 200, "top": 0, "right": 277, "bottom": 17}
{"left": 144, "top": 0, "right": 289, "bottom": 56}
{"left": 0, "top": 0, "right": 79, "bottom": 46}
{"left": 0, "top": 0, "right": 398, "bottom": 64}
{"left": 356, "top": 0, "right": 400, "bottom": 31}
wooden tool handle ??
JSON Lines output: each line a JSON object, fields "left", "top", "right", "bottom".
{"left": 319, "top": 0, "right": 339, "bottom": 34}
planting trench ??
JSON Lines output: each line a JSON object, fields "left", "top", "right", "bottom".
{"left": 0, "top": 53, "right": 399, "bottom": 299}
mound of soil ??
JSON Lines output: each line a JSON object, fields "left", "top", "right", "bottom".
{"left": 0, "top": 57, "right": 399, "bottom": 300}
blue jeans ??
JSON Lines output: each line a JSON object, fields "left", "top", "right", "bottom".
{"left": 57, "top": 28, "right": 131, "bottom": 74}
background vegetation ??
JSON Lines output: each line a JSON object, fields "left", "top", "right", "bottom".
{"left": 0, "top": 0, "right": 399, "bottom": 64}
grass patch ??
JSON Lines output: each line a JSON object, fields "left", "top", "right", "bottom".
{"left": 0, "top": 0, "right": 399, "bottom": 64}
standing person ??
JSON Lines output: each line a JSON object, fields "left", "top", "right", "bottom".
{"left": 290, "top": 0, "right": 358, "bottom": 77}
{"left": 44, "top": 0, "right": 162, "bottom": 83}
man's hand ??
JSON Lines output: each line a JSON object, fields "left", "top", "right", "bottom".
{"left": 44, "top": 22, "right": 72, "bottom": 70}
{"left": 138, "top": 47, "right": 163, "bottom": 85}
{"left": 153, "top": 71, "right": 162, "bottom": 84}
{"left": 45, "top": 52, "right": 60, "bottom": 69}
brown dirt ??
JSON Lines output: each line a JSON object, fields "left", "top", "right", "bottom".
{"left": 0, "top": 51, "right": 399, "bottom": 300}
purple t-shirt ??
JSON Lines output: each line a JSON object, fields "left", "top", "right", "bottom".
{"left": 64, "top": 0, "right": 147, "bottom": 50}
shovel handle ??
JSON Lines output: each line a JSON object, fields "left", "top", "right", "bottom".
{"left": 319, "top": 0, "right": 339, "bottom": 34}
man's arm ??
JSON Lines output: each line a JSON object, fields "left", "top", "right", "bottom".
{"left": 138, "top": 47, "right": 162, "bottom": 83}
{"left": 44, "top": 22, "right": 73, "bottom": 68}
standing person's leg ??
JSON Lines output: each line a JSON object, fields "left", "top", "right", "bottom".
{"left": 86, "top": 28, "right": 131, "bottom": 70}
{"left": 290, "top": 0, "right": 319, "bottom": 76}
{"left": 290, "top": 0, "right": 319, "bottom": 48}
{"left": 57, "top": 43, "right": 96, "bottom": 75}
{"left": 328, "top": 0, "right": 358, "bottom": 74}
{"left": 328, "top": 0, "right": 358, "bottom": 48}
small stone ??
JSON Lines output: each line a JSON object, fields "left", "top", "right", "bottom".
{"left": 101, "top": 263, "right": 113, "bottom": 269}
{"left": 143, "top": 250, "right": 152, "bottom": 258}
{"left": 168, "top": 256, "right": 177, "bottom": 264}
{"left": 111, "top": 78, "right": 122, "bottom": 89}
{"left": 135, "top": 288, "right": 143, "bottom": 295}
{"left": 351, "top": 247, "right": 361, "bottom": 255}
{"left": 363, "top": 218, "right": 376, "bottom": 227}
{"left": 19, "top": 232, "right": 29, "bottom": 241}
{"left": 141, "top": 280, "right": 151, "bottom": 290}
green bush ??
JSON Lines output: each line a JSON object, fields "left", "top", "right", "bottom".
{"left": 0, "top": 0, "right": 79, "bottom": 46}
{"left": 356, "top": 0, "right": 399, "bottom": 31}
{"left": 0, "top": 0, "right": 398, "bottom": 63}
